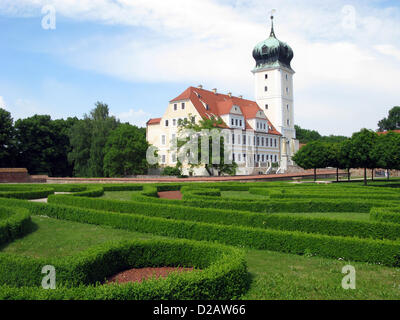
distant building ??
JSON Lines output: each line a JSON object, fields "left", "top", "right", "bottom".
{"left": 146, "top": 15, "right": 299, "bottom": 176}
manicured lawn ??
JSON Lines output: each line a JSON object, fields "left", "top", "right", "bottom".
{"left": 0, "top": 216, "right": 162, "bottom": 258}
{"left": 221, "top": 191, "right": 268, "bottom": 200}
{"left": 243, "top": 249, "right": 400, "bottom": 300}
{"left": 101, "top": 191, "right": 141, "bottom": 201}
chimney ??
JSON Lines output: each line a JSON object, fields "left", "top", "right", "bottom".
{"left": 212, "top": 88, "right": 217, "bottom": 94}
{"left": 198, "top": 84, "right": 203, "bottom": 89}
{"left": 228, "top": 92, "right": 232, "bottom": 98}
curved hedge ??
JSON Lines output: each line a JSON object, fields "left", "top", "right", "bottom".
{"left": 4, "top": 198, "right": 399, "bottom": 267}
{"left": 0, "top": 239, "right": 248, "bottom": 300}
{"left": 45, "top": 194, "right": 400, "bottom": 241}
{"left": 0, "top": 206, "right": 31, "bottom": 245}
{"left": 0, "top": 186, "right": 54, "bottom": 200}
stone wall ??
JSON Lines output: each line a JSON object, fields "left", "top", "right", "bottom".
{"left": 0, "top": 168, "right": 47, "bottom": 183}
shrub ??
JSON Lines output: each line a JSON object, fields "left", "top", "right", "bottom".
{"left": 0, "top": 239, "right": 248, "bottom": 300}
{"left": 0, "top": 206, "right": 32, "bottom": 245}
{"left": 161, "top": 167, "right": 181, "bottom": 177}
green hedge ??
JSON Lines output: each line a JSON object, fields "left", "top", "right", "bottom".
{"left": 71, "top": 186, "right": 104, "bottom": 198}
{"left": 0, "top": 239, "right": 248, "bottom": 300}
{"left": 46, "top": 195, "right": 400, "bottom": 241}
{"left": 0, "top": 206, "right": 32, "bottom": 245}
{"left": 6, "top": 198, "right": 400, "bottom": 267}
{"left": 371, "top": 207, "right": 400, "bottom": 224}
{"left": 0, "top": 187, "right": 54, "bottom": 200}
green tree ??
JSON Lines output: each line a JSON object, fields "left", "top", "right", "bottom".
{"left": 371, "top": 132, "right": 400, "bottom": 180}
{"left": 295, "top": 125, "right": 321, "bottom": 144}
{"left": 68, "top": 102, "right": 119, "bottom": 177}
{"left": 0, "top": 108, "right": 15, "bottom": 167}
{"left": 14, "top": 115, "right": 77, "bottom": 176}
{"left": 378, "top": 106, "right": 400, "bottom": 131}
{"left": 292, "top": 141, "right": 330, "bottom": 181}
{"left": 346, "top": 129, "right": 378, "bottom": 186}
{"left": 103, "top": 124, "right": 149, "bottom": 177}
{"left": 295, "top": 125, "right": 347, "bottom": 144}
{"left": 176, "top": 116, "right": 237, "bottom": 176}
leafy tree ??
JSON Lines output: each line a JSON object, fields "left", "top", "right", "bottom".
{"left": 371, "top": 132, "right": 400, "bottom": 180}
{"left": 161, "top": 166, "right": 181, "bottom": 177}
{"left": 68, "top": 102, "right": 119, "bottom": 177}
{"left": 0, "top": 108, "right": 15, "bottom": 167}
{"left": 176, "top": 116, "right": 237, "bottom": 176}
{"left": 346, "top": 129, "right": 378, "bottom": 186}
{"left": 14, "top": 115, "right": 77, "bottom": 176}
{"left": 103, "top": 124, "right": 149, "bottom": 177}
{"left": 295, "top": 125, "right": 321, "bottom": 144}
{"left": 68, "top": 118, "right": 93, "bottom": 177}
{"left": 378, "top": 106, "right": 400, "bottom": 131}
{"left": 292, "top": 141, "right": 330, "bottom": 181}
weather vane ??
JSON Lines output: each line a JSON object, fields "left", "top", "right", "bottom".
{"left": 269, "top": 9, "right": 276, "bottom": 37}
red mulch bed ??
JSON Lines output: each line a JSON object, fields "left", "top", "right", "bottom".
{"left": 157, "top": 191, "right": 183, "bottom": 200}
{"left": 106, "top": 267, "right": 194, "bottom": 284}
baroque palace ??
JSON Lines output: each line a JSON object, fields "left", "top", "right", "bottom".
{"left": 146, "top": 16, "right": 299, "bottom": 176}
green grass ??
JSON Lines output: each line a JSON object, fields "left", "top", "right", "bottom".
{"left": 272, "top": 211, "right": 371, "bottom": 221}
{"left": 242, "top": 249, "right": 400, "bottom": 300}
{"left": 0, "top": 216, "right": 161, "bottom": 258}
{"left": 101, "top": 191, "right": 141, "bottom": 201}
{"left": 221, "top": 191, "right": 268, "bottom": 200}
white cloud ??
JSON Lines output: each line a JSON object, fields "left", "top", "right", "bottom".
{"left": 374, "top": 44, "right": 400, "bottom": 61}
{"left": 116, "top": 108, "right": 152, "bottom": 127}
{"left": 1, "top": 0, "right": 400, "bottom": 135}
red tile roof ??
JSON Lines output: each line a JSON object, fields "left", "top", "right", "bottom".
{"left": 147, "top": 118, "right": 161, "bottom": 125}
{"left": 170, "top": 87, "right": 281, "bottom": 135}
{"left": 377, "top": 130, "right": 400, "bottom": 135}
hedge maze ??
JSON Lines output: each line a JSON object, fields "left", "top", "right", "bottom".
{"left": 1, "top": 181, "right": 400, "bottom": 299}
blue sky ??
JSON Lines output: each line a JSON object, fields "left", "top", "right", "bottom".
{"left": 0, "top": 0, "right": 399, "bottom": 136}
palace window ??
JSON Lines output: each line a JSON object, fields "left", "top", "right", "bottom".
{"left": 165, "top": 120, "right": 169, "bottom": 127}
{"left": 243, "top": 135, "right": 246, "bottom": 145}
{"left": 265, "top": 86, "right": 268, "bottom": 92}
{"left": 240, "top": 120, "right": 242, "bottom": 127}
{"left": 261, "top": 137, "right": 264, "bottom": 146}
{"left": 173, "top": 119, "right": 176, "bottom": 126}
{"left": 231, "top": 119, "right": 234, "bottom": 126}
{"left": 174, "top": 104, "right": 177, "bottom": 111}
{"left": 181, "top": 103, "right": 185, "bottom": 110}
{"left": 161, "top": 155, "right": 166, "bottom": 163}
{"left": 232, "top": 134, "right": 235, "bottom": 145}
{"left": 161, "top": 135, "right": 166, "bottom": 145}
{"left": 265, "top": 104, "right": 268, "bottom": 110}
{"left": 265, "top": 74, "right": 268, "bottom": 79}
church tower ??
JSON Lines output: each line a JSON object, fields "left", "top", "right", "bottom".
{"left": 252, "top": 13, "right": 298, "bottom": 168}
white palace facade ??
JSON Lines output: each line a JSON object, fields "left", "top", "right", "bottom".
{"left": 146, "top": 16, "right": 299, "bottom": 176}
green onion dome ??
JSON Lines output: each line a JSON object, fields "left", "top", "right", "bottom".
{"left": 252, "top": 17, "right": 294, "bottom": 71}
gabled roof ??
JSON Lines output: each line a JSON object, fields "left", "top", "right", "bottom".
{"left": 170, "top": 87, "right": 281, "bottom": 135}
{"left": 377, "top": 130, "right": 400, "bottom": 135}
{"left": 147, "top": 118, "right": 161, "bottom": 125}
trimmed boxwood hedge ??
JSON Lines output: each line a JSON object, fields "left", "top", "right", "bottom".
{"left": 46, "top": 195, "right": 400, "bottom": 240}
{"left": 0, "top": 239, "right": 248, "bottom": 300}
{"left": 4, "top": 198, "right": 400, "bottom": 267}
{"left": 371, "top": 207, "right": 400, "bottom": 224}
{"left": 0, "top": 206, "right": 32, "bottom": 245}
{"left": 0, "top": 187, "right": 54, "bottom": 200}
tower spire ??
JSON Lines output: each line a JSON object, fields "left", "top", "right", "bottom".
{"left": 270, "top": 9, "right": 276, "bottom": 38}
